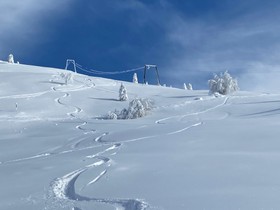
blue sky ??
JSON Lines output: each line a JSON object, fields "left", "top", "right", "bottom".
{"left": 1, "top": 0, "right": 280, "bottom": 90}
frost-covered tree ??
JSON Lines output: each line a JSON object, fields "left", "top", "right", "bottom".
{"left": 120, "top": 98, "right": 153, "bottom": 119}
{"left": 106, "top": 98, "right": 153, "bottom": 119}
{"left": 187, "top": 83, "right": 193, "bottom": 90}
{"left": 184, "top": 83, "right": 193, "bottom": 90}
{"left": 133, "top": 73, "right": 138, "bottom": 84}
{"left": 8, "top": 54, "right": 14, "bottom": 64}
{"left": 60, "top": 72, "right": 73, "bottom": 85}
{"left": 208, "top": 71, "right": 239, "bottom": 95}
{"left": 119, "top": 83, "right": 128, "bottom": 101}
{"left": 126, "top": 99, "right": 146, "bottom": 119}
{"left": 106, "top": 111, "right": 118, "bottom": 120}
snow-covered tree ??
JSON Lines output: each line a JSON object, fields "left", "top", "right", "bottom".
{"left": 106, "top": 111, "right": 118, "bottom": 120}
{"left": 187, "top": 83, "right": 193, "bottom": 90}
{"left": 119, "top": 83, "right": 128, "bottom": 101}
{"left": 60, "top": 72, "right": 73, "bottom": 85}
{"left": 208, "top": 71, "right": 239, "bottom": 95}
{"left": 133, "top": 73, "right": 138, "bottom": 84}
{"left": 184, "top": 83, "right": 193, "bottom": 90}
{"left": 65, "top": 73, "right": 73, "bottom": 85}
{"left": 8, "top": 54, "right": 14, "bottom": 64}
{"left": 126, "top": 99, "right": 146, "bottom": 119}
{"left": 106, "top": 98, "right": 153, "bottom": 119}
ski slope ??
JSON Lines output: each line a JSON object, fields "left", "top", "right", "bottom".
{"left": 1, "top": 62, "right": 280, "bottom": 210}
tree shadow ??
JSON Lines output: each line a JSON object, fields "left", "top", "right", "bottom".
{"left": 240, "top": 100, "right": 280, "bottom": 105}
{"left": 40, "top": 80, "right": 65, "bottom": 85}
{"left": 166, "top": 95, "right": 201, "bottom": 99}
{"left": 90, "top": 97, "right": 119, "bottom": 102}
{"left": 242, "top": 108, "right": 280, "bottom": 117}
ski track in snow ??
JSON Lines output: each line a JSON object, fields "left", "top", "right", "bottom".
{"left": 0, "top": 90, "right": 50, "bottom": 100}
{"left": 49, "top": 146, "right": 148, "bottom": 210}
{"left": 76, "top": 122, "right": 96, "bottom": 135}
{"left": 49, "top": 78, "right": 149, "bottom": 210}
{"left": 86, "top": 142, "right": 122, "bottom": 159}
{"left": 51, "top": 159, "right": 109, "bottom": 200}
{"left": 86, "top": 169, "right": 107, "bottom": 186}
{"left": 50, "top": 162, "right": 148, "bottom": 210}
{"left": 0, "top": 153, "right": 52, "bottom": 165}
{"left": 94, "top": 132, "right": 110, "bottom": 143}
{"left": 167, "top": 122, "right": 204, "bottom": 135}
{"left": 53, "top": 82, "right": 97, "bottom": 135}
{"left": 155, "top": 96, "right": 229, "bottom": 124}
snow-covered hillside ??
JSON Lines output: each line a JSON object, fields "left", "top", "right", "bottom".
{"left": 1, "top": 62, "right": 280, "bottom": 210}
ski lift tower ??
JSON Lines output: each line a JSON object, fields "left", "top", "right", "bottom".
{"left": 144, "top": 64, "right": 161, "bottom": 85}
{"left": 65, "top": 59, "right": 77, "bottom": 73}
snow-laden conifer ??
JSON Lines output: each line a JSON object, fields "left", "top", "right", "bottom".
{"left": 8, "top": 54, "right": 14, "bottom": 64}
{"left": 60, "top": 72, "right": 73, "bottom": 85}
{"left": 133, "top": 73, "right": 138, "bottom": 84}
{"left": 187, "top": 83, "right": 193, "bottom": 90}
{"left": 119, "top": 83, "right": 128, "bottom": 101}
{"left": 106, "top": 98, "right": 153, "bottom": 119}
{"left": 208, "top": 71, "right": 238, "bottom": 95}
{"left": 184, "top": 83, "right": 193, "bottom": 90}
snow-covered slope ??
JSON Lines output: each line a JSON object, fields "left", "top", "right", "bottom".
{"left": 1, "top": 62, "right": 280, "bottom": 210}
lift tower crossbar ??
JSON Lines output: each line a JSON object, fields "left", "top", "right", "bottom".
{"left": 144, "top": 64, "right": 161, "bottom": 85}
{"left": 65, "top": 59, "right": 77, "bottom": 73}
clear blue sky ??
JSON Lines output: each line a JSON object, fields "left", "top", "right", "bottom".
{"left": 1, "top": 0, "right": 280, "bottom": 90}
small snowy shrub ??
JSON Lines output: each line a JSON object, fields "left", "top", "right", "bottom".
{"left": 106, "top": 98, "right": 153, "bottom": 120}
{"left": 60, "top": 72, "right": 73, "bottom": 85}
{"left": 208, "top": 71, "right": 238, "bottom": 95}
{"left": 133, "top": 73, "right": 138, "bottom": 84}
{"left": 119, "top": 83, "right": 128, "bottom": 101}
{"left": 8, "top": 54, "right": 14, "bottom": 64}
{"left": 126, "top": 99, "right": 146, "bottom": 119}
{"left": 106, "top": 111, "right": 118, "bottom": 120}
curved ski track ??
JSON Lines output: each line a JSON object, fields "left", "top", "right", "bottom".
{"left": 155, "top": 96, "right": 229, "bottom": 124}
{"left": 48, "top": 78, "right": 149, "bottom": 210}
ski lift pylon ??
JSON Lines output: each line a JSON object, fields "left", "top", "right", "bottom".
{"left": 144, "top": 64, "right": 160, "bottom": 85}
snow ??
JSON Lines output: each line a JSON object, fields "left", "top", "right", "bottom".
{"left": 1, "top": 63, "right": 280, "bottom": 210}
